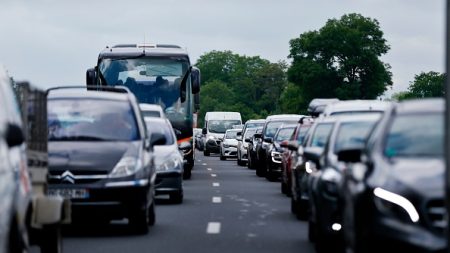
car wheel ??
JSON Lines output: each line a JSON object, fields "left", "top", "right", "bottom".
{"left": 281, "top": 182, "right": 288, "bottom": 195}
{"left": 308, "top": 219, "right": 316, "bottom": 243}
{"left": 129, "top": 205, "right": 149, "bottom": 234}
{"left": 220, "top": 155, "right": 226, "bottom": 160}
{"left": 148, "top": 202, "right": 156, "bottom": 226}
{"left": 296, "top": 201, "right": 308, "bottom": 220}
{"left": 290, "top": 197, "right": 297, "bottom": 214}
{"left": 183, "top": 167, "right": 192, "bottom": 180}
{"left": 8, "top": 219, "right": 28, "bottom": 253}
{"left": 170, "top": 192, "right": 183, "bottom": 204}
{"left": 40, "top": 225, "right": 62, "bottom": 253}
{"left": 204, "top": 149, "right": 210, "bottom": 156}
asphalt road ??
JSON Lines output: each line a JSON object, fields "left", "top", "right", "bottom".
{"left": 32, "top": 151, "right": 315, "bottom": 253}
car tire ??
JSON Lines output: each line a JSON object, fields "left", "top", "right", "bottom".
{"left": 129, "top": 205, "right": 149, "bottom": 234}
{"left": 8, "top": 219, "right": 28, "bottom": 253}
{"left": 237, "top": 159, "right": 245, "bottom": 166}
{"left": 148, "top": 202, "right": 156, "bottom": 226}
{"left": 40, "top": 225, "right": 62, "bottom": 253}
{"left": 281, "top": 182, "right": 288, "bottom": 194}
{"left": 296, "top": 201, "right": 308, "bottom": 221}
{"left": 170, "top": 192, "right": 183, "bottom": 204}
{"left": 308, "top": 220, "right": 316, "bottom": 243}
{"left": 220, "top": 154, "right": 226, "bottom": 160}
{"left": 204, "top": 149, "right": 210, "bottom": 156}
{"left": 290, "top": 198, "right": 297, "bottom": 214}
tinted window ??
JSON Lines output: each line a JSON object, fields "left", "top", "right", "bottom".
{"left": 275, "top": 128, "right": 295, "bottom": 142}
{"left": 208, "top": 120, "right": 241, "bottom": 133}
{"left": 264, "top": 121, "right": 297, "bottom": 138}
{"left": 244, "top": 128, "right": 257, "bottom": 139}
{"left": 145, "top": 119, "right": 175, "bottom": 145}
{"left": 48, "top": 98, "right": 139, "bottom": 141}
{"left": 334, "top": 121, "right": 377, "bottom": 154}
{"left": 310, "top": 123, "right": 333, "bottom": 148}
{"left": 384, "top": 113, "right": 443, "bottom": 157}
{"left": 297, "top": 125, "right": 311, "bottom": 144}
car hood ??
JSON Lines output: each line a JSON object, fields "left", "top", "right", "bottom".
{"left": 223, "top": 139, "right": 238, "bottom": 145}
{"left": 153, "top": 144, "right": 181, "bottom": 165}
{"left": 385, "top": 157, "right": 444, "bottom": 199}
{"left": 49, "top": 141, "right": 140, "bottom": 173}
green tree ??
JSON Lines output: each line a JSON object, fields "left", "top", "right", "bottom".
{"left": 288, "top": 13, "right": 392, "bottom": 105}
{"left": 407, "top": 71, "right": 445, "bottom": 98}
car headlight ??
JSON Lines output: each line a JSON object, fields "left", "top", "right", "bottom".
{"left": 109, "top": 156, "right": 142, "bottom": 178}
{"left": 156, "top": 156, "right": 181, "bottom": 172}
{"left": 208, "top": 135, "right": 216, "bottom": 140}
{"left": 373, "top": 187, "right": 420, "bottom": 223}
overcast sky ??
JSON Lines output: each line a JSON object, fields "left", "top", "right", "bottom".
{"left": 0, "top": 0, "right": 445, "bottom": 96}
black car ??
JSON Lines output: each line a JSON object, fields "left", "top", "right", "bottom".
{"left": 255, "top": 115, "right": 302, "bottom": 177}
{"left": 338, "top": 99, "right": 446, "bottom": 252}
{"left": 264, "top": 124, "right": 296, "bottom": 181}
{"left": 247, "top": 127, "right": 263, "bottom": 170}
{"left": 290, "top": 117, "right": 335, "bottom": 221}
{"left": 47, "top": 86, "right": 165, "bottom": 233}
{"left": 306, "top": 114, "right": 381, "bottom": 253}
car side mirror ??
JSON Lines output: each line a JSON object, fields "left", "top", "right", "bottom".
{"left": 253, "top": 133, "right": 262, "bottom": 139}
{"left": 194, "top": 93, "right": 200, "bottom": 111}
{"left": 202, "top": 128, "right": 207, "bottom": 135}
{"left": 337, "top": 149, "right": 362, "bottom": 163}
{"left": 244, "top": 138, "right": 251, "bottom": 142}
{"left": 178, "top": 141, "right": 192, "bottom": 150}
{"left": 5, "top": 123, "right": 25, "bottom": 148}
{"left": 237, "top": 131, "right": 242, "bottom": 136}
{"left": 264, "top": 137, "right": 273, "bottom": 143}
{"left": 287, "top": 141, "right": 299, "bottom": 151}
{"left": 86, "top": 68, "right": 97, "bottom": 86}
{"left": 303, "top": 146, "right": 324, "bottom": 169}
{"left": 191, "top": 67, "right": 200, "bottom": 94}
{"left": 150, "top": 132, "right": 167, "bottom": 146}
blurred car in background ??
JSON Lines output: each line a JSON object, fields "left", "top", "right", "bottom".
{"left": 145, "top": 117, "right": 184, "bottom": 203}
{"left": 247, "top": 127, "right": 263, "bottom": 170}
{"left": 307, "top": 114, "right": 381, "bottom": 253}
{"left": 280, "top": 117, "right": 314, "bottom": 196}
{"left": 264, "top": 124, "right": 296, "bottom": 181}
{"left": 255, "top": 115, "right": 303, "bottom": 177}
{"left": 321, "top": 100, "right": 389, "bottom": 117}
{"left": 237, "top": 119, "right": 265, "bottom": 166}
{"left": 307, "top": 98, "right": 339, "bottom": 117}
{"left": 237, "top": 127, "right": 259, "bottom": 166}
{"left": 220, "top": 129, "right": 240, "bottom": 160}
{"left": 194, "top": 128, "right": 203, "bottom": 151}
{"left": 47, "top": 86, "right": 164, "bottom": 234}
{"left": 139, "top": 103, "right": 165, "bottom": 118}
{"left": 338, "top": 99, "right": 446, "bottom": 253}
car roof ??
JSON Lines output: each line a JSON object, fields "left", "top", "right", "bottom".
{"left": 226, "top": 129, "right": 241, "bottom": 133}
{"left": 330, "top": 114, "right": 382, "bottom": 124}
{"left": 266, "top": 114, "right": 304, "bottom": 121}
{"left": 98, "top": 44, "right": 190, "bottom": 60}
{"left": 322, "top": 100, "right": 390, "bottom": 116}
{"left": 246, "top": 119, "right": 266, "bottom": 123}
{"left": 395, "top": 98, "right": 444, "bottom": 114}
{"left": 47, "top": 88, "right": 131, "bottom": 101}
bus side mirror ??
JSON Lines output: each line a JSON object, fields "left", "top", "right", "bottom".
{"left": 191, "top": 67, "right": 200, "bottom": 94}
{"left": 202, "top": 128, "right": 207, "bottom": 135}
{"left": 86, "top": 68, "right": 97, "bottom": 86}
{"left": 194, "top": 93, "right": 200, "bottom": 111}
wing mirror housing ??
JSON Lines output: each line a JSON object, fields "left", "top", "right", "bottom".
{"left": 178, "top": 141, "right": 192, "bottom": 151}
{"left": 191, "top": 67, "right": 201, "bottom": 94}
{"left": 303, "top": 146, "right": 324, "bottom": 170}
{"left": 253, "top": 133, "right": 262, "bottom": 139}
{"left": 86, "top": 68, "right": 97, "bottom": 85}
{"left": 5, "top": 123, "right": 25, "bottom": 148}
{"left": 263, "top": 137, "right": 273, "bottom": 143}
{"left": 337, "top": 149, "right": 363, "bottom": 163}
{"left": 244, "top": 138, "right": 251, "bottom": 142}
{"left": 287, "top": 141, "right": 299, "bottom": 151}
{"left": 150, "top": 132, "right": 167, "bottom": 146}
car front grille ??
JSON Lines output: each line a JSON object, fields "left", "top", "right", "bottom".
{"left": 425, "top": 199, "right": 446, "bottom": 234}
{"left": 48, "top": 170, "right": 109, "bottom": 184}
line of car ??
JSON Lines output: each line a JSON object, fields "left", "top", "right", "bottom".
{"left": 196, "top": 98, "right": 447, "bottom": 253}
{"left": 1, "top": 70, "right": 195, "bottom": 253}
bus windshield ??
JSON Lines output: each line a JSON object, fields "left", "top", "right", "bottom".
{"left": 99, "top": 57, "right": 190, "bottom": 123}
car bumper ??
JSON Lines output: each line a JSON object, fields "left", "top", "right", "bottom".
{"left": 373, "top": 216, "right": 446, "bottom": 252}
{"left": 206, "top": 140, "right": 221, "bottom": 153}
{"left": 222, "top": 147, "right": 238, "bottom": 157}
{"left": 155, "top": 171, "right": 183, "bottom": 195}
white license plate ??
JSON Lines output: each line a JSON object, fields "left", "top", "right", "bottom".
{"left": 47, "top": 188, "right": 89, "bottom": 199}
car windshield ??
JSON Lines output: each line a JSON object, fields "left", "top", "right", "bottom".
{"left": 145, "top": 119, "right": 175, "bottom": 145}
{"left": 310, "top": 123, "right": 334, "bottom": 148}
{"left": 225, "top": 131, "right": 238, "bottom": 139}
{"left": 208, "top": 120, "right": 241, "bottom": 133}
{"left": 99, "top": 57, "right": 189, "bottom": 122}
{"left": 275, "top": 127, "right": 295, "bottom": 142}
{"left": 264, "top": 121, "right": 295, "bottom": 138}
{"left": 297, "top": 125, "right": 312, "bottom": 144}
{"left": 244, "top": 128, "right": 257, "bottom": 139}
{"left": 384, "top": 113, "right": 443, "bottom": 157}
{"left": 48, "top": 98, "right": 139, "bottom": 141}
{"left": 333, "top": 121, "right": 377, "bottom": 154}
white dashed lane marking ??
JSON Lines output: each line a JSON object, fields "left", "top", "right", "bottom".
{"left": 206, "top": 222, "right": 221, "bottom": 234}
{"left": 207, "top": 168, "right": 212, "bottom": 171}
{"left": 202, "top": 163, "right": 207, "bottom": 166}
{"left": 212, "top": 197, "right": 222, "bottom": 203}
{"left": 211, "top": 174, "right": 217, "bottom": 177}
{"left": 212, "top": 182, "right": 220, "bottom": 187}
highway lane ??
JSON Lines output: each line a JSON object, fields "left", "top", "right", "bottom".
{"left": 32, "top": 151, "right": 315, "bottom": 253}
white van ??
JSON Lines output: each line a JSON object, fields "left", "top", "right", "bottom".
{"left": 202, "top": 112, "right": 242, "bottom": 156}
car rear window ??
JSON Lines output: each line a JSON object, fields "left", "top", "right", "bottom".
{"left": 48, "top": 98, "right": 139, "bottom": 141}
{"left": 310, "top": 123, "right": 333, "bottom": 148}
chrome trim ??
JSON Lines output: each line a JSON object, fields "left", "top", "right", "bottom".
{"left": 49, "top": 174, "right": 108, "bottom": 180}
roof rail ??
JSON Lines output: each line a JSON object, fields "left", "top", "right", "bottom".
{"left": 112, "top": 44, "right": 137, "bottom": 48}
{"left": 46, "top": 85, "right": 131, "bottom": 95}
